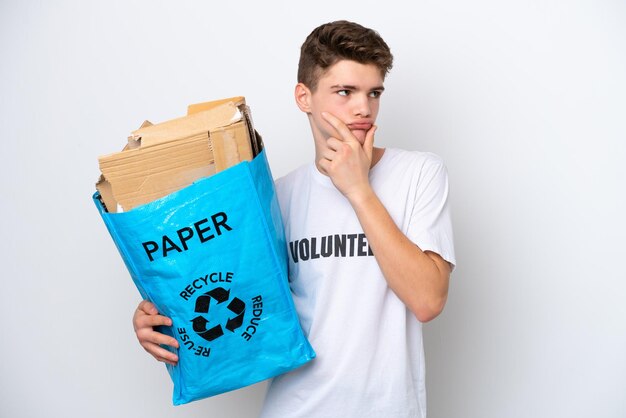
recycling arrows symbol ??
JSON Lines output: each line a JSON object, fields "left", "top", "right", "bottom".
{"left": 191, "top": 287, "right": 246, "bottom": 342}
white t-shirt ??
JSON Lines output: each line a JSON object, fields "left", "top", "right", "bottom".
{"left": 259, "top": 148, "right": 456, "bottom": 418}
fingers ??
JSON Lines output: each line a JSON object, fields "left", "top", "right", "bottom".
{"left": 325, "top": 137, "right": 342, "bottom": 151}
{"left": 140, "top": 339, "right": 179, "bottom": 366}
{"left": 317, "top": 157, "right": 330, "bottom": 176}
{"left": 321, "top": 111, "right": 377, "bottom": 157}
{"left": 363, "top": 125, "right": 377, "bottom": 161}
{"left": 134, "top": 311, "right": 173, "bottom": 330}
{"left": 137, "top": 299, "right": 158, "bottom": 315}
{"left": 133, "top": 300, "right": 179, "bottom": 366}
{"left": 321, "top": 137, "right": 342, "bottom": 162}
{"left": 136, "top": 323, "right": 179, "bottom": 349}
{"left": 133, "top": 302, "right": 172, "bottom": 330}
{"left": 322, "top": 111, "right": 355, "bottom": 142}
{"left": 135, "top": 320, "right": 180, "bottom": 365}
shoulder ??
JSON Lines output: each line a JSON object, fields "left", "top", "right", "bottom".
{"left": 384, "top": 147, "right": 445, "bottom": 166}
{"left": 378, "top": 148, "right": 448, "bottom": 180}
{"left": 275, "top": 164, "right": 309, "bottom": 188}
{"left": 274, "top": 164, "right": 310, "bottom": 198}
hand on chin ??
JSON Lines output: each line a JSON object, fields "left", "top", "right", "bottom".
{"left": 350, "top": 129, "right": 368, "bottom": 145}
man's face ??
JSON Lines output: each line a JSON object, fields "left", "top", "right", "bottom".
{"left": 298, "top": 60, "right": 385, "bottom": 146}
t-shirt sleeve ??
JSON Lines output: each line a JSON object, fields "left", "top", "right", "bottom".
{"left": 406, "top": 154, "right": 456, "bottom": 270}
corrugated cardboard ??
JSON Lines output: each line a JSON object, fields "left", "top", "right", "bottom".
{"left": 96, "top": 96, "right": 260, "bottom": 213}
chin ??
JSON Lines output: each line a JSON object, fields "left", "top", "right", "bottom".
{"left": 351, "top": 130, "right": 367, "bottom": 144}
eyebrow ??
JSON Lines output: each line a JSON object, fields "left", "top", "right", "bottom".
{"left": 330, "top": 84, "right": 385, "bottom": 91}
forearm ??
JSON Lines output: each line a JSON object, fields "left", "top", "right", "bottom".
{"left": 316, "top": 112, "right": 450, "bottom": 320}
{"left": 348, "top": 187, "right": 450, "bottom": 322}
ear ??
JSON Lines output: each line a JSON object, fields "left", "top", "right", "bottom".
{"left": 294, "top": 83, "right": 312, "bottom": 113}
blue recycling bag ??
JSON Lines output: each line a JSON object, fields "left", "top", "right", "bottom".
{"left": 93, "top": 150, "right": 315, "bottom": 405}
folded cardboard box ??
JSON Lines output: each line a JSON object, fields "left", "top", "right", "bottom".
{"left": 96, "top": 96, "right": 262, "bottom": 212}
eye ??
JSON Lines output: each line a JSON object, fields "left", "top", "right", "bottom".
{"left": 337, "top": 90, "right": 350, "bottom": 97}
{"left": 369, "top": 90, "right": 383, "bottom": 98}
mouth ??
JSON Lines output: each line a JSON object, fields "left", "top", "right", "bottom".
{"left": 347, "top": 122, "right": 373, "bottom": 131}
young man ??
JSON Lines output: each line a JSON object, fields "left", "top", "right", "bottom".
{"left": 134, "top": 20, "right": 455, "bottom": 417}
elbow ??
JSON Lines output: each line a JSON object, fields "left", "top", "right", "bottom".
{"left": 407, "top": 252, "right": 451, "bottom": 323}
{"left": 412, "top": 294, "right": 447, "bottom": 323}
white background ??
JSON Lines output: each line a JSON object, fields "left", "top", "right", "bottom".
{"left": 1, "top": 1, "right": 624, "bottom": 417}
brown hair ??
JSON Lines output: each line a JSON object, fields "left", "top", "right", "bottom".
{"left": 298, "top": 20, "right": 394, "bottom": 91}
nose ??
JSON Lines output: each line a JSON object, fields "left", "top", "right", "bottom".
{"left": 353, "top": 93, "right": 371, "bottom": 117}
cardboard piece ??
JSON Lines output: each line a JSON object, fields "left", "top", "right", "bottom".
{"left": 96, "top": 97, "right": 260, "bottom": 213}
